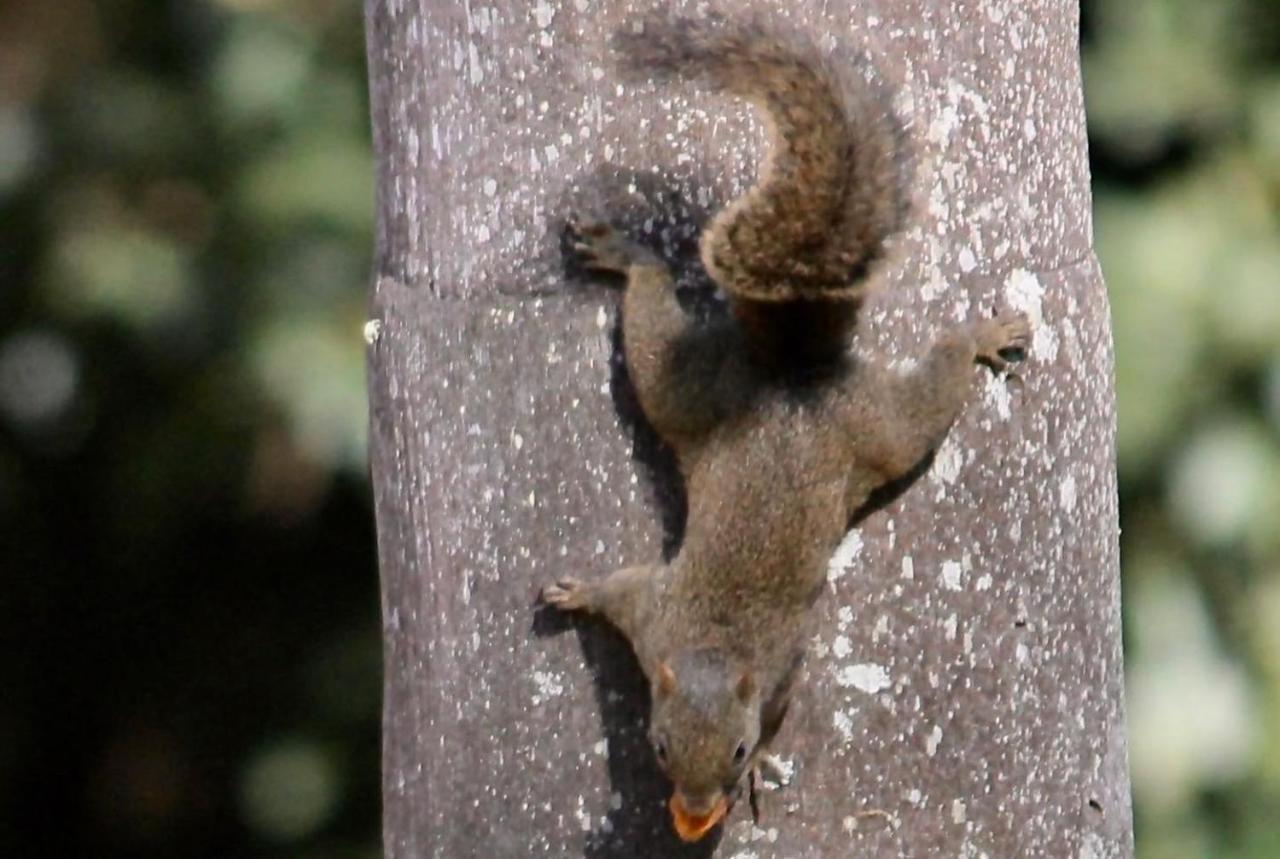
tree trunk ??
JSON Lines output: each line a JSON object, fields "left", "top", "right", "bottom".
{"left": 363, "top": 1, "right": 1133, "bottom": 856}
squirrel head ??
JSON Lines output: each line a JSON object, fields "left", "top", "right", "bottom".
{"left": 648, "top": 647, "right": 761, "bottom": 842}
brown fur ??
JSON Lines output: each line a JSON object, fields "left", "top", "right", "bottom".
{"left": 543, "top": 15, "right": 1030, "bottom": 837}
{"left": 614, "top": 13, "right": 908, "bottom": 306}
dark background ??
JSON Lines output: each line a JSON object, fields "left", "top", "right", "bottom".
{"left": 1, "top": 1, "right": 1277, "bottom": 857}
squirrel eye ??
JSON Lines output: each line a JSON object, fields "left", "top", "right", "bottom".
{"left": 655, "top": 740, "right": 668, "bottom": 763}
{"left": 733, "top": 742, "right": 748, "bottom": 764}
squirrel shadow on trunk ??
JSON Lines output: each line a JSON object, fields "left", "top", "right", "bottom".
{"left": 532, "top": 168, "right": 727, "bottom": 857}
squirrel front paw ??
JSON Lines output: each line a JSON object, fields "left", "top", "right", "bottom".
{"left": 746, "top": 754, "right": 794, "bottom": 824}
{"left": 754, "top": 753, "right": 794, "bottom": 789}
{"left": 540, "top": 577, "right": 595, "bottom": 612}
{"left": 568, "top": 219, "right": 658, "bottom": 274}
{"left": 973, "top": 312, "right": 1032, "bottom": 373}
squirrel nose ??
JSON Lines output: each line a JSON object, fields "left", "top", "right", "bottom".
{"left": 675, "top": 789, "right": 722, "bottom": 817}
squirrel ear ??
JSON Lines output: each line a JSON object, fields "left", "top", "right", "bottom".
{"left": 735, "top": 670, "right": 755, "bottom": 702}
{"left": 656, "top": 662, "right": 677, "bottom": 699}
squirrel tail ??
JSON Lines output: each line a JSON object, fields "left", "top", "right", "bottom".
{"left": 613, "top": 14, "right": 908, "bottom": 305}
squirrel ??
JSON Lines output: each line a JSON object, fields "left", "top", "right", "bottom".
{"left": 541, "top": 13, "right": 1031, "bottom": 843}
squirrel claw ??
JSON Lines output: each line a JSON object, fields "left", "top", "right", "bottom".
{"left": 755, "top": 753, "right": 793, "bottom": 788}
{"left": 747, "top": 767, "right": 763, "bottom": 824}
{"left": 541, "top": 577, "right": 592, "bottom": 612}
{"left": 567, "top": 219, "right": 657, "bottom": 273}
{"left": 745, "top": 754, "right": 792, "bottom": 825}
{"left": 569, "top": 218, "right": 612, "bottom": 238}
{"left": 985, "top": 353, "right": 1011, "bottom": 374}
{"left": 975, "top": 312, "right": 1032, "bottom": 372}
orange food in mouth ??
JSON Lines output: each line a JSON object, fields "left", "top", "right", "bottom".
{"left": 669, "top": 794, "right": 729, "bottom": 842}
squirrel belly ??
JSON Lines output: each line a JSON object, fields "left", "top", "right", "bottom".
{"left": 541, "top": 13, "right": 1032, "bottom": 843}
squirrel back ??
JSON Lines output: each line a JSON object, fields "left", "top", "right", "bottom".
{"left": 613, "top": 15, "right": 909, "bottom": 313}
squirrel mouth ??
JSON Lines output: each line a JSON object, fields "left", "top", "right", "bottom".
{"left": 669, "top": 794, "right": 729, "bottom": 842}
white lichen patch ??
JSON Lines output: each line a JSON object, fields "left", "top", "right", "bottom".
{"left": 1005, "top": 268, "right": 1059, "bottom": 360}
{"left": 873, "top": 613, "right": 890, "bottom": 641}
{"left": 921, "top": 264, "right": 949, "bottom": 301}
{"left": 765, "top": 756, "right": 795, "bottom": 786}
{"left": 983, "top": 372, "right": 1013, "bottom": 420}
{"left": 1059, "top": 474, "right": 1077, "bottom": 513}
{"left": 949, "top": 78, "right": 991, "bottom": 123}
{"left": 362, "top": 319, "right": 383, "bottom": 345}
{"left": 932, "top": 436, "right": 964, "bottom": 485}
{"left": 1006, "top": 268, "right": 1043, "bottom": 320}
{"left": 531, "top": 670, "right": 565, "bottom": 706}
{"left": 926, "top": 724, "right": 944, "bottom": 756}
{"left": 1034, "top": 319, "right": 1060, "bottom": 361}
{"left": 827, "top": 530, "right": 863, "bottom": 583}
{"left": 532, "top": 0, "right": 555, "bottom": 28}
{"left": 837, "top": 605, "right": 855, "bottom": 630}
{"left": 836, "top": 663, "right": 891, "bottom": 694}
{"left": 941, "top": 560, "right": 964, "bottom": 590}
{"left": 832, "top": 634, "right": 853, "bottom": 659}
{"left": 833, "top": 708, "right": 856, "bottom": 742}
{"left": 927, "top": 103, "right": 960, "bottom": 147}
{"left": 748, "top": 825, "right": 779, "bottom": 843}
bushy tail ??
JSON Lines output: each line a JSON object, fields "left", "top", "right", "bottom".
{"left": 614, "top": 14, "right": 908, "bottom": 303}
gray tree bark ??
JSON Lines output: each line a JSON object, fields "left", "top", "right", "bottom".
{"left": 363, "top": 1, "right": 1133, "bottom": 857}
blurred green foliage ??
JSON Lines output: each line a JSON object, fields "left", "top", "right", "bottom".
{"left": 1, "top": 0, "right": 1277, "bottom": 856}
{"left": 0, "top": 0, "right": 378, "bottom": 856}
{"left": 1084, "top": 0, "right": 1280, "bottom": 856}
